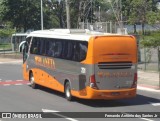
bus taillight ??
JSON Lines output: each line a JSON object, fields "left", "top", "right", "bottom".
{"left": 132, "top": 73, "right": 137, "bottom": 88}
{"left": 89, "top": 75, "right": 98, "bottom": 89}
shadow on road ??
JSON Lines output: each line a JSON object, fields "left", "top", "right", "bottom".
{"left": 75, "top": 94, "right": 160, "bottom": 107}
{"left": 36, "top": 85, "right": 160, "bottom": 107}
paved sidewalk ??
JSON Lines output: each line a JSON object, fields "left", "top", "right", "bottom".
{"left": 0, "top": 58, "right": 19, "bottom": 61}
{"left": 0, "top": 57, "right": 22, "bottom": 63}
{"left": 138, "top": 70, "right": 160, "bottom": 90}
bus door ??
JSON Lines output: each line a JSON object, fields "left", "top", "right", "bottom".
{"left": 19, "top": 37, "right": 31, "bottom": 80}
{"left": 93, "top": 36, "right": 137, "bottom": 90}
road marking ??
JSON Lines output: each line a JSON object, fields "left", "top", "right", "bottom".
{"left": 150, "top": 103, "right": 160, "bottom": 106}
{"left": 5, "top": 80, "right": 12, "bottom": 82}
{"left": 0, "top": 80, "right": 30, "bottom": 86}
{"left": 42, "top": 109, "right": 78, "bottom": 121}
{"left": 137, "top": 86, "right": 160, "bottom": 92}
{"left": 15, "top": 84, "right": 23, "bottom": 86}
{"left": 141, "top": 118, "right": 154, "bottom": 121}
{"left": 16, "top": 80, "right": 23, "bottom": 82}
{"left": 3, "top": 84, "right": 10, "bottom": 86}
{"left": 42, "top": 109, "right": 59, "bottom": 113}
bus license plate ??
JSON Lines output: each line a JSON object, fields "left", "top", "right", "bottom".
{"left": 111, "top": 92, "right": 120, "bottom": 96}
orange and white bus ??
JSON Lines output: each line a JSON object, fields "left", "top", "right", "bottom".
{"left": 20, "top": 29, "right": 137, "bottom": 101}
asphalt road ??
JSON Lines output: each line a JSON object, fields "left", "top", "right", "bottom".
{"left": 0, "top": 62, "right": 160, "bottom": 121}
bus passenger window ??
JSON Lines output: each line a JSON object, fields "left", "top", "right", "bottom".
{"left": 72, "top": 42, "right": 80, "bottom": 61}
{"left": 36, "top": 39, "right": 41, "bottom": 55}
{"left": 66, "top": 41, "right": 73, "bottom": 60}
{"left": 45, "top": 40, "right": 50, "bottom": 55}
{"left": 60, "top": 41, "right": 65, "bottom": 59}
{"left": 54, "top": 41, "right": 62, "bottom": 58}
{"left": 79, "top": 42, "right": 88, "bottom": 61}
{"left": 47, "top": 41, "right": 55, "bottom": 57}
{"left": 30, "top": 38, "right": 38, "bottom": 54}
{"left": 39, "top": 39, "right": 46, "bottom": 55}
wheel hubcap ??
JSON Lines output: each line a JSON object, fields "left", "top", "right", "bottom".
{"left": 66, "top": 86, "right": 70, "bottom": 98}
{"left": 30, "top": 77, "right": 34, "bottom": 85}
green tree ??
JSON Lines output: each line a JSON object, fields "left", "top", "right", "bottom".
{"left": 46, "top": 0, "right": 66, "bottom": 28}
{"left": 141, "top": 31, "right": 160, "bottom": 48}
{"left": 69, "top": 0, "right": 93, "bottom": 28}
{"left": 0, "top": 0, "right": 59, "bottom": 32}
{"left": 122, "top": 0, "right": 159, "bottom": 34}
{"left": 1, "top": 0, "right": 39, "bottom": 31}
{"left": 94, "top": 0, "right": 111, "bottom": 22}
{"left": 69, "top": 0, "right": 110, "bottom": 28}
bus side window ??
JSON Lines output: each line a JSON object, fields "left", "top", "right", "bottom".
{"left": 66, "top": 41, "right": 73, "bottom": 60}
{"left": 47, "top": 40, "right": 56, "bottom": 57}
{"left": 61, "top": 41, "right": 65, "bottom": 59}
{"left": 39, "top": 38, "right": 46, "bottom": 55}
{"left": 45, "top": 39, "right": 50, "bottom": 56}
{"left": 61, "top": 41, "right": 68, "bottom": 59}
{"left": 30, "top": 37, "right": 38, "bottom": 54}
{"left": 54, "top": 41, "right": 62, "bottom": 58}
{"left": 72, "top": 42, "right": 80, "bottom": 61}
{"left": 36, "top": 38, "right": 41, "bottom": 55}
{"left": 79, "top": 42, "right": 88, "bottom": 61}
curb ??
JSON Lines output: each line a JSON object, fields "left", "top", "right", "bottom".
{"left": 0, "top": 60, "right": 22, "bottom": 64}
{"left": 137, "top": 85, "right": 160, "bottom": 92}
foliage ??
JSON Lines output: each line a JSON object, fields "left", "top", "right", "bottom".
{"left": 140, "top": 31, "right": 160, "bottom": 48}
{"left": 69, "top": 0, "right": 110, "bottom": 27}
{"left": 45, "top": 0, "right": 66, "bottom": 28}
{"left": 0, "top": 0, "right": 160, "bottom": 31}
{"left": 0, "top": 43, "right": 12, "bottom": 50}
{"left": 92, "top": 0, "right": 111, "bottom": 22}
{"left": 0, "top": 28, "right": 15, "bottom": 37}
{"left": 146, "top": 10, "right": 160, "bottom": 25}
{"left": 0, "top": 0, "right": 60, "bottom": 32}
{"left": 122, "top": 0, "right": 159, "bottom": 34}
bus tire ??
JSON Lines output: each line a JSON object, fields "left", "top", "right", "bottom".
{"left": 65, "top": 82, "right": 72, "bottom": 101}
{"left": 29, "top": 72, "right": 37, "bottom": 89}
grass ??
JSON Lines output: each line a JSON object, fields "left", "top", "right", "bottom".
{"left": 0, "top": 43, "right": 12, "bottom": 50}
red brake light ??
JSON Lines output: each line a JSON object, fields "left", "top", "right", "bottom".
{"left": 132, "top": 73, "right": 137, "bottom": 88}
{"left": 90, "top": 75, "right": 96, "bottom": 83}
{"left": 134, "top": 73, "right": 137, "bottom": 81}
{"left": 89, "top": 75, "right": 98, "bottom": 89}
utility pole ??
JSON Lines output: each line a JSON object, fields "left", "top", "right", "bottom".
{"left": 91, "top": 0, "right": 93, "bottom": 24}
{"left": 120, "top": 0, "right": 123, "bottom": 29}
{"left": 99, "top": 6, "right": 101, "bottom": 22}
{"left": 41, "top": 0, "right": 43, "bottom": 30}
{"left": 65, "top": 0, "right": 70, "bottom": 29}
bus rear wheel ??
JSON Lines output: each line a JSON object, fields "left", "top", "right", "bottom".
{"left": 65, "top": 82, "right": 72, "bottom": 101}
{"left": 29, "top": 72, "right": 37, "bottom": 89}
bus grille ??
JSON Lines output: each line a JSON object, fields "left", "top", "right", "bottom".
{"left": 98, "top": 62, "right": 132, "bottom": 69}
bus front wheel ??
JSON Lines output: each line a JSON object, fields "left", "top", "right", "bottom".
{"left": 65, "top": 82, "right": 72, "bottom": 101}
{"left": 29, "top": 72, "right": 37, "bottom": 89}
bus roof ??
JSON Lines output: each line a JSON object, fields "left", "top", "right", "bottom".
{"left": 27, "top": 29, "right": 131, "bottom": 41}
